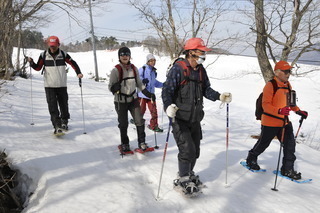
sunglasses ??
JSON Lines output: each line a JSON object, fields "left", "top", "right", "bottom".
{"left": 119, "top": 53, "right": 130, "bottom": 57}
{"left": 280, "top": 69, "right": 292, "bottom": 74}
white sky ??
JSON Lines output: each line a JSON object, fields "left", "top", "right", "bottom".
{"left": 38, "top": 0, "right": 250, "bottom": 46}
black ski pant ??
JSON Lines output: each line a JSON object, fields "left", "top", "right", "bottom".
{"left": 172, "top": 118, "right": 202, "bottom": 177}
{"left": 248, "top": 122, "right": 296, "bottom": 171}
{"left": 114, "top": 98, "right": 145, "bottom": 145}
{"left": 45, "top": 87, "right": 70, "bottom": 129}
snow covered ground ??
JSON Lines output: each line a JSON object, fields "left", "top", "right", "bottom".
{"left": 1, "top": 47, "right": 320, "bottom": 213}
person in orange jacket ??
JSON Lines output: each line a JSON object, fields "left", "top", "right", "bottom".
{"left": 246, "top": 61, "right": 308, "bottom": 180}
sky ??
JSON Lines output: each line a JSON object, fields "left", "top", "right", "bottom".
{"left": 1, "top": 46, "right": 320, "bottom": 212}
{"left": 39, "top": 0, "right": 161, "bottom": 44}
{"left": 38, "top": 0, "right": 250, "bottom": 46}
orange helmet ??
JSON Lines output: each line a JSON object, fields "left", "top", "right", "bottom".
{"left": 184, "top": 38, "right": 211, "bottom": 51}
{"left": 47, "top": 36, "right": 60, "bottom": 47}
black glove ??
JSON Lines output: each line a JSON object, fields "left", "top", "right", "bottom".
{"left": 142, "top": 88, "right": 156, "bottom": 102}
{"left": 142, "top": 78, "right": 149, "bottom": 85}
{"left": 150, "top": 93, "right": 156, "bottom": 102}
{"left": 296, "top": 110, "right": 308, "bottom": 119}
{"left": 110, "top": 82, "right": 121, "bottom": 94}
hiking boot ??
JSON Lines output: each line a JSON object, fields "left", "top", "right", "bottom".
{"left": 153, "top": 126, "right": 163, "bottom": 132}
{"left": 246, "top": 159, "right": 260, "bottom": 170}
{"left": 246, "top": 153, "right": 260, "bottom": 170}
{"left": 61, "top": 124, "right": 68, "bottom": 131}
{"left": 54, "top": 128, "right": 63, "bottom": 135}
{"left": 190, "top": 174, "right": 203, "bottom": 187}
{"left": 121, "top": 144, "right": 131, "bottom": 152}
{"left": 138, "top": 142, "right": 148, "bottom": 150}
{"left": 148, "top": 125, "right": 163, "bottom": 132}
{"left": 174, "top": 176, "right": 199, "bottom": 194}
{"left": 281, "top": 168, "right": 301, "bottom": 180}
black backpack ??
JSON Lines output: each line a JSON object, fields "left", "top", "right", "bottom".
{"left": 255, "top": 79, "right": 278, "bottom": 120}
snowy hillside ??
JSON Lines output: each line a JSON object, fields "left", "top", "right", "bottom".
{"left": 1, "top": 47, "right": 320, "bottom": 213}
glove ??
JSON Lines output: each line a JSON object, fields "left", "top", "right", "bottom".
{"left": 296, "top": 110, "right": 308, "bottom": 119}
{"left": 110, "top": 82, "right": 121, "bottom": 94}
{"left": 142, "top": 78, "right": 149, "bottom": 85}
{"left": 166, "top": 104, "right": 179, "bottom": 118}
{"left": 220, "top": 92, "right": 232, "bottom": 103}
{"left": 150, "top": 93, "right": 156, "bottom": 102}
{"left": 278, "top": 107, "right": 291, "bottom": 116}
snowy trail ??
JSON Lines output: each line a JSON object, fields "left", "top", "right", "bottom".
{"left": 1, "top": 48, "right": 320, "bottom": 213}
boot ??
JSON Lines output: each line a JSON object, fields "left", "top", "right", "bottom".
{"left": 138, "top": 142, "right": 149, "bottom": 150}
{"left": 174, "top": 176, "right": 199, "bottom": 194}
{"left": 281, "top": 168, "right": 301, "bottom": 180}
{"left": 246, "top": 152, "right": 260, "bottom": 170}
{"left": 121, "top": 144, "right": 131, "bottom": 152}
{"left": 61, "top": 119, "right": 68, "bottom": 131}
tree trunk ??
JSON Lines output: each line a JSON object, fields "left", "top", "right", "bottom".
{"left": 254, "top": 0, "right": 274, "bottom": 82}
{"left": 0, "top": 0, "right": 14, "bottom": 79}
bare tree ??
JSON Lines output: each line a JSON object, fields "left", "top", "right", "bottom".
{"left": 129, "top": 0, "right": 233, "bottom": 60}
{"left": 0, "top": 0, "right": 109, "bottom": 80}
{"left": 251, "top": 0, "right": 320, "bottom": 82}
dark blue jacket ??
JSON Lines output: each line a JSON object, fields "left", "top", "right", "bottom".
{"left": 162, "top": 59, "right": 220, "bottom": 122}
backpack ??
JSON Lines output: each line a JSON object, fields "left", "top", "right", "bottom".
{"left": 114, "top": 64, "right": 138, "bottom": 101}
{"left": 171, "top": 58, "right": 204, "bottom": 85}
{"left": 255, "top": 79, "right": 290, "bottom": 121}
{"left": 115, "top": 64, "right": 137, "bottom": 85}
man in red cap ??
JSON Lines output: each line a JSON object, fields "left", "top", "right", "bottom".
{"left": 27, "top": 36, "right": 83, "bottom": 135}
{"left": 245, "top": 60, "right": 308, "bottom": 180}
{"left": 162, "top": 37, "right": 232, "bottom": 195}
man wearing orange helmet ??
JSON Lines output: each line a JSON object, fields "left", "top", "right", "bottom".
{"left": 162, "top": 37, "right": 232, "bottom": 195}
{"left": 27, "top": 36, "right": 83, "bottom": 135}
{"left": 245, "top": 61, "right": 308, "bottom": 180}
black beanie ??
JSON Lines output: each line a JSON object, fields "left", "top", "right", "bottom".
{"left": 118, "top": 47, "right": 131, "bottom": 58}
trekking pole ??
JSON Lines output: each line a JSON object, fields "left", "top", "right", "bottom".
{"left": 271, "top": 116, "right": 287, "bottom": 191}
{"left": 79, "top": 78, "right": 86, "bottom": 134}
{"left": 225, "top": 103, "right": 229, "bottom": 186}
{"left": 154, "top": 131, "right": 159, "bottom": 149}
{"left": 294, "top": 117, "right": 304, "bottom": 143}
{"left": 29, "top": 66, "right": 34, "bottom": 126}
{"left": 156, "top": 118, "right": 172, "bottom": 200}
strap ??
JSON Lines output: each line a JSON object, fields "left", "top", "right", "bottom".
{"left": 262, "top": 112, "right": 285, "bottom": 121}
{"left": 115, "top": 64, "right": 123, "bottom": 82}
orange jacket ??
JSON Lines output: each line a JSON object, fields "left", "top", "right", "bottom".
{"left": 261, "top": 77, "right": 300, "bottom": 127}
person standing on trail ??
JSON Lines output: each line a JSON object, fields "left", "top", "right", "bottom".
{"left": 27, "top": 36, "right": 83, "bottom": 135}
{"left": 162, "top": 37, "right": 232, "bottom": 194}
{"left": 137, "top": 53, "right": 164, "bottom": 132}
{"left": 108, "top": 47, "right": 156, "bottom": 153}
{"left": 246, "top": 60, "right": 308, "bottom": 180}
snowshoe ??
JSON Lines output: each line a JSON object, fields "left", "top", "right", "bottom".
{"left": 273, "top": 170, "right": 312, "bottom": 183}
{"left": 54, "top": 128, "right": 65, "bottom": 136}
{"left": 135, "top": 142, "right": 154, "bottom": 153}
{"left": 147, "top": 125, "right": 163, "bottom": 133}
{"left": 173, "top": 176, "right": 201, "bottom": 198}
{"left": 118, "top": 144, "right": 134, "bottom": 155}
